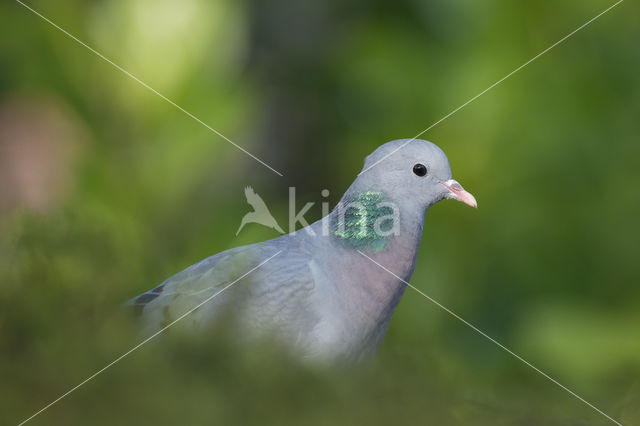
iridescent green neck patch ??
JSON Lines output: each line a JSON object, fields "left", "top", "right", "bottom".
{"left": 331, "top": 191, "right": 399, "bottom": 252}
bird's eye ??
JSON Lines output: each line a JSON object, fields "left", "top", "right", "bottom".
{"left": 413, "top": 163, "right": 428, "bottom": 177}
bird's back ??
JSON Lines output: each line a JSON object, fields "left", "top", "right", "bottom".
{"left": 128, "top": 234, "right": 338, "bottom": 357}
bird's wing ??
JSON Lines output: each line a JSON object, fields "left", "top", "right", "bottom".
{"left": 129, "top": 238, "right": 320, "bottom": 336}
{"left": 244, "top": 186, "right": 270, "bottom": 212}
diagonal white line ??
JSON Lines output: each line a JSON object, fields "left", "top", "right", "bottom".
{"left": 357, "top": 250, "right": 623, "bottom": 426}
{"left": 14, "top": 0, "right": 284, "bottom": 177}
{"left": 17, "top": 251, "right": 282, "bottom": 426}
{"left": 359, "top": 0, "right": 624, "bottom": 176}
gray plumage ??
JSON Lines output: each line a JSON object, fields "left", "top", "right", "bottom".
{"left": 129, "top": 139, "right": 476, "bottom": 363}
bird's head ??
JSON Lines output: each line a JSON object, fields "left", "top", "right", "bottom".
{"left": 356, "top": 139, "right": 477, "bottom": 210}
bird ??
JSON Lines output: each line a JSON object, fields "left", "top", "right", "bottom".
{"left": 129, "top": 139, "right": 477, "bottom": 363}
{"left": 236, "top": 186, "right": 285, "bottom": 235}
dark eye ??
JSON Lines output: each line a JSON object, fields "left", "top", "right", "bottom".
{"left": 413, "top": 163, "right": 427, "bottom": 177}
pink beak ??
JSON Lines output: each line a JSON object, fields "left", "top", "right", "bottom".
{"left": 440, "top": 179, "right": 477, "bottom": 208}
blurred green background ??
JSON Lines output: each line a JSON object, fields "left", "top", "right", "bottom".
{"left": 1, "top": 0, "right": 639, "bottom": 424}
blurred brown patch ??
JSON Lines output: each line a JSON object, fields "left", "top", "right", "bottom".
{"left": 0, "top": 94, "right": 85, "bottom": 214}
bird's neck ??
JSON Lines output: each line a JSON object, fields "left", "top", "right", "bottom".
{"left": 354, "top": 202, "right": 426, "bottom": 283}
{"left": 306, "top": 189, "right": 429, "bottom": 358}
{"left": 327, "top": 186, "right": 427, "bottom": 271}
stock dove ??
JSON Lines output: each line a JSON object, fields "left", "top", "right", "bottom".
{"left": 129, "top": 139, "right": 476, "bottom": 363}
